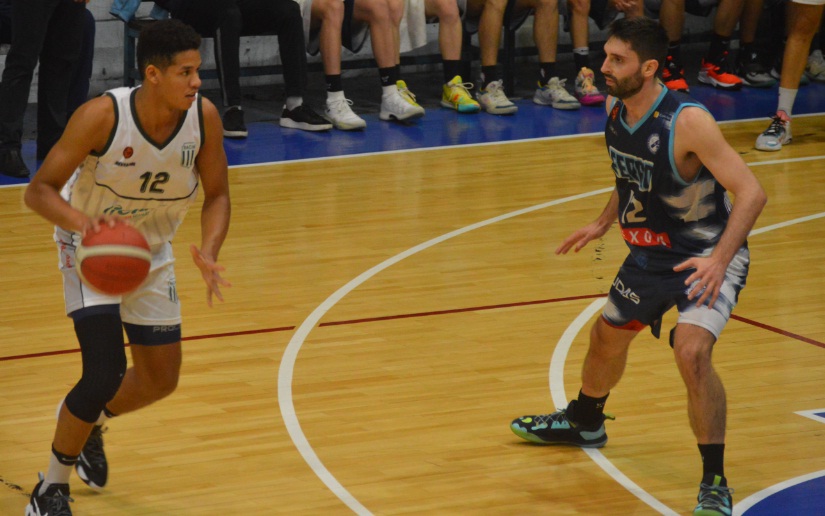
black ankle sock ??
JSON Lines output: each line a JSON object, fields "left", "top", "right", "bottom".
{"left": 573, "top": 52, "right": 589, "bottom": 72}
{"left": 698, "top": 443, "right": 725, "bottom": 478}
{"left": 442, "top": 59, "right": 463, "bottom": 83}
{"left": 325, "top": 74, "right": 343, "bottom": 93}
{"left": 481, "top": 66, "right": 499, "bottom": 88}
{"left": 707, "top": 33, "right": 730, "bottom": 63}
{"left": 538, "top": 62, "right": 557, "bottom": 86}
{"left": 378, "top": 67, "right": 396, "bottom": 87}
{"left": 570, "top": 390, "right": 609, "bottom": 426}
{"left": 668, "top": 40, "right": 682, "bottom": 66}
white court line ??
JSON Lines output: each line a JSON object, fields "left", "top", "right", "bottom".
{"left": 276, "top": 155, "right": 825, "bottom": 513}
{"left": 278, "top": 187, "right": 612, "bottom": 515}
{"left": 734, "top": 470, "right": 825, "bottom": 515}
{"left": 549, "top": 298, "right": 680, "bottom": 516}
{"left": 736, "top": 395, "right": 825, "bottom": 512}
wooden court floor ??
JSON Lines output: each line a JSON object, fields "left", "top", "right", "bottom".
{"left": 1, "top": 116, "right": 824, "bottom": 515}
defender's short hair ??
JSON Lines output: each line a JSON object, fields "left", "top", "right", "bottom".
{"left": 607, "top": 17, "right": 669, "bottom": 77}
{"left": 136, "top": 19, "right": 202, "bottom": 80}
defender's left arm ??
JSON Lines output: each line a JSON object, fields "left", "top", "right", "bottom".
{"left": 673, "top": 107, "right": 767, "bottom": 307}
{"left": 191, "top": 97, "right": 231, "bottom": 306}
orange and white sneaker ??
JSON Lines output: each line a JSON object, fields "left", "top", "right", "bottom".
{"left": 574, "top": 67, "right": 605, "bottom": 106}
{"left": 662, "top": 55, "right": 689, "bottom": 92}
{"left": 698, "top": 51, "right": 742, "bottom": 90}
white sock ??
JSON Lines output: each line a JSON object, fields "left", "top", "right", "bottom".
{"left": 285, "top": 96, "right": 303, "bottom": 111}
{"left": 95, "top": 410, "right": 110, "bottom": 426}
{"left": 777, "top": 87, "right": 797, "bottom": 118}
{"left": 42, "top": 450, "right": 75, "bottom": 493}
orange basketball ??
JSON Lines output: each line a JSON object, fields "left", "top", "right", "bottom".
{"left": 76, "top": 221, "right": 151, "bottom": 295}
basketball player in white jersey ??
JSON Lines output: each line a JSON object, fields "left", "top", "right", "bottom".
{"left": 22, "top": 19, "right": 230, "bottom": 515}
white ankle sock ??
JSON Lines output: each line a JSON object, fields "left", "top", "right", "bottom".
{"left": 42, "top": 451, "right": 74, "bottom": 493}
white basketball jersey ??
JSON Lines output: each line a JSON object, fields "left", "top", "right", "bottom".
{"left": 60, "top": 87, "right": 202, "bottom": 246}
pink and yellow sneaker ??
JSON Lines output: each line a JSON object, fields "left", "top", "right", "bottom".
{"left": 574, "top": 67, "right": 605, "bottom": 106}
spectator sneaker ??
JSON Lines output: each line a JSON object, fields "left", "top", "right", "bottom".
{"left": 476, "top": 79, "right": 518, "bottom": 115}
{"left": 736, "top": 50, "right": 776, "bottom": 88}
{"left": 698, "top": 52, "right": 742, "bottom": 90}
{"left": 76, "top": 425, "right": 108, "bottom": 490}
{"left": 222, "top": 106, "right": 248, "bottom": 138}
{"left": 662, "top": 55, "right": 689, "bottom": 92}
{"left": 533, "top": 77, "right": 581, "bottom": 109}
{"left": 0, "top": 147, "right": 30, "bottom": 178}
{"left": 510, "top": 400, "right": 614, "bottom": 448}
{"left": 26, "top": 472, "right": 73, "bottom": 516}
{"left": 325, "top": 96, "right": 366, "bottom": 130}
{"left": 574, "top": 67, "right": 605, "bottom": 106}
{"left": 380, "top": 86, "right": 425, "bottom": 122}
{"left": 806, "top": 49, "right": 825, "bottom": 82}
{"left": 755, "top": 111, "right": 791, "bottom": 152}
{"left": 280, "top": 104, "right": 333, "bottom": 131}
{"left": 770, "top": 53, "right": 810, "bottom": 86}
{"left": 441, "top": 75, "right": 481, "bottom": 113}
{"left": 694, "top": 474, "right": 733, "bottom": 516}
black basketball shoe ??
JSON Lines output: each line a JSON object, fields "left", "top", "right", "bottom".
{"left": 510, "top": 400, "right": 614, "bottom": 448}
{"left": 26, "top": 473, "right": 73, "bottom": 516}
{"left": 76, "top": 425, "right": 108, "bottom": 489}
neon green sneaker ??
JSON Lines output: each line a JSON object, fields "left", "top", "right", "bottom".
{"left": 440, "top": 75, "right": 481, "bottom": 113}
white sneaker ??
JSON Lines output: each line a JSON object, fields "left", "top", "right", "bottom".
{"left": 806, "top": 49, "right": 825, "bottom": 82}
{"left": 325, "top": 96, "right": 366, "bottom": 130}
{"left": 476, "top": 79, "right": 518, "bottom": 115}
{"left": 533, "top": 77, "right": 581, "bottom": 110}
{"left": 755, "top": 113, "right": 792, "bottom": 152}
{"left": 380, "top": 82, "right": 425, "bottom": 121}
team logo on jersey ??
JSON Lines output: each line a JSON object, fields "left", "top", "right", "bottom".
{"left": 181, "top": 142, "right": 196, "bottom": 168}
{"left": 123, "top": 147, "right": 134, "bottom": 159}
{"left": 647, "top": 133, "right": 661, "bottom": 155}
{"left": 609, "top": 146, "right": 653, "bottom": 191}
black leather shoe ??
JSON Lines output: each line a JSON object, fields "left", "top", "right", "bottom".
{"left": 0, "top": 148, "right": 30, "bottom": 178}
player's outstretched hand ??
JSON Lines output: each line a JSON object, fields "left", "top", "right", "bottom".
{"left": 556, "top": 221, "right": 611, "bottom": 255}
{"left": 189, "top": 244, "right": 231, "bottom": 307}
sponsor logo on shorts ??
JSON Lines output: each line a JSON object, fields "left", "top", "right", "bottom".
{"left": 153, "top": 325, "right": 180, "bottom": 333}
{"left": 612, "top": 277, "right": 641, "bottom": 305}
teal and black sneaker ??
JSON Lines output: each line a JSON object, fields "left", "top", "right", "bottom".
{"left": 694, "top": 474, "right": 733, "bottom": 516}
{"left": 510, "top": 401, "right": 614, "bottom": 448}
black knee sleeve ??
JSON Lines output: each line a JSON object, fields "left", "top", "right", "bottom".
{"left": 64, "top": 309, "right": 127, "bottom": 423}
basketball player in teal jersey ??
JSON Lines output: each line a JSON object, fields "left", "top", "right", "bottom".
{"left": 23, "top": 20, "right": 230, "bottom": 516}
{"left": 509, "top": 18, "right": 766, "bottom": 516}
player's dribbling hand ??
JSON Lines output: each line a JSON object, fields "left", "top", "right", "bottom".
{"left": 79, "top": 215, "right": 124, "bottom": 238}
{"left": 189, "top": 244, "right": 231, "bottom": 307}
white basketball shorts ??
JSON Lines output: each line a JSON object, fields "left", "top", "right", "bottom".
{"left": 56, "top": 227, "right": 182, "bottom": 327}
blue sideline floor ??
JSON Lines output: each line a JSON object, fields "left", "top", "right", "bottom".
{"left": 2, "top": 80, "right": 824, "bottom": 187}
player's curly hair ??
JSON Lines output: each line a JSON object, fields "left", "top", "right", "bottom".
{"left": 607, "top": 17, "right": 669, "bottom": 78}
{"left": 136, "top": 19, "right": 202, "bottom": 80}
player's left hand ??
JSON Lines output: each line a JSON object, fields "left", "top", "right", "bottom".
{"left": 673, "top": 255, "right": 727, "bottom": 308}
{"left": 190, "top": 244, "right": 231, "bottom": 307}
